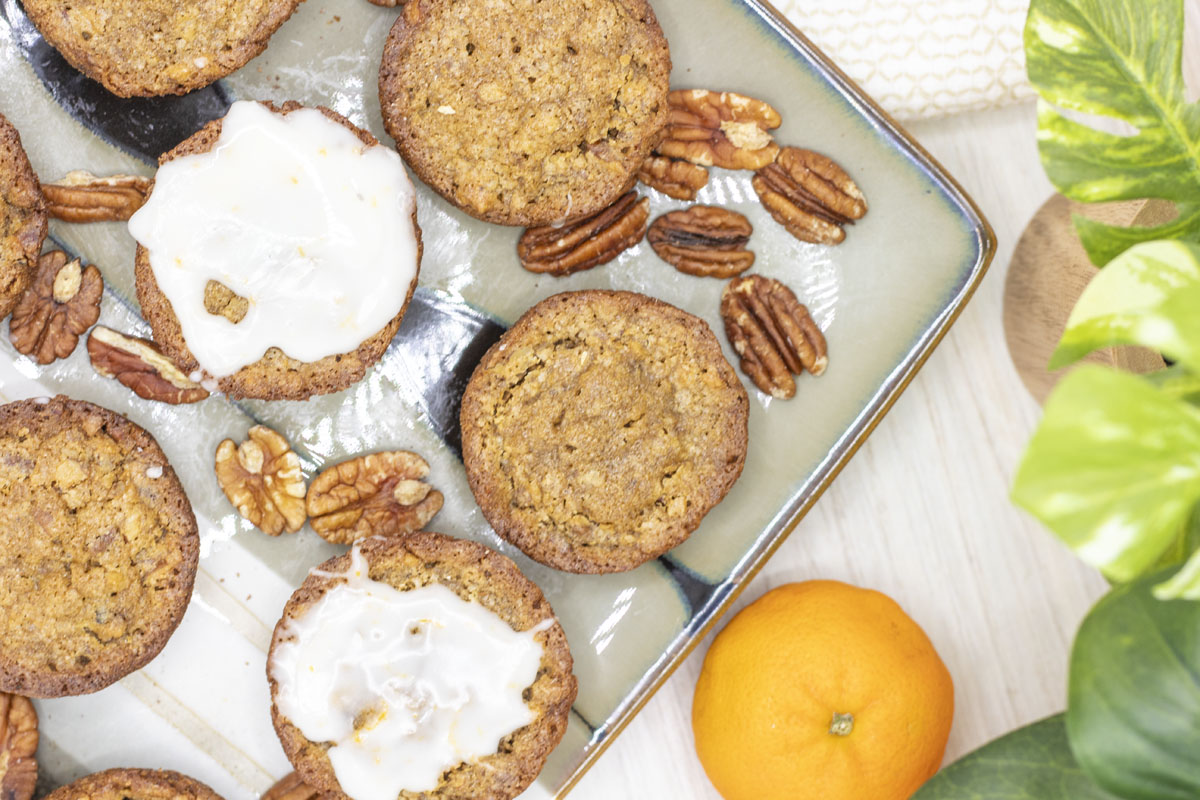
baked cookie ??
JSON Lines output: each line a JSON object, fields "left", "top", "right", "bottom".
{"left": 0, "top": 396, "right": 199, "bottom": 697}
{"left": 44, "top": 769, "right": 225, "bottom": 800}
{"left": 0, "top": 114, "right": 47, "bottom": 321}
{"left": 21, "top": 0, "right": 303, "bottom": 97}
{"left": 379, "top": 0, "right": 671, "bottom": 226}
{"left": 461, "top": 291, "right": 749, "bottom": 573}
{"left": 131, "top": 101, "right": 422, "bottom": 401}
{"left": 268, "top": 532, "right": 576, "bottom": 800}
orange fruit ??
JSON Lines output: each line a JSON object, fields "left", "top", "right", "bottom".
{"left": 692, "top": 580, "right": 954, "bottom": 800}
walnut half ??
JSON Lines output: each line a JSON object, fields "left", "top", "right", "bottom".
{"left": 307, "top": 451, "right": 444, "bottom": 544}
{"left": 9, "top": 251, "right": 102, "bottom": 364}
{"left": 0, "top": 692, "right": 38, "bottom": 800}
{"left": 215, "top": 426, "right": 307, "bottom": 535}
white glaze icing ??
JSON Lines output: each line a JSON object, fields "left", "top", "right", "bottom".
{"left": 269, "top": 545, "right": 549, "bottom": 800}
{"left": 128, "top": 101, "right": 419, "bottom": 378}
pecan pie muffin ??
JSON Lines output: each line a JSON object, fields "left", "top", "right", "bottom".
{"left": 44, "top": 769, "right": 226, "bottom": 800}
{"left": 21, "top": 0, "right": 304, "bottom": 97}
{"left": 0, "top": 396, "right": 198, "bottom": 697}
{"left": 379, "top": 0, "right": 671, "bottom": 226}
{"left": 460, "top": 290, "right": 749, "bottom": 573}
{"left": 0, "top": 114, "right": 47, "bottom": 322}
{"left": 268, "top": 532, "right": 576, "bottom": 800}
{"left": 131, "top": 101, "right": 422, "bottom": 401}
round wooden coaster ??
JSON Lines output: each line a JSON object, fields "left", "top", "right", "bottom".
{"left": 1002, "top": 194, "right": 1170, "bottom": 405}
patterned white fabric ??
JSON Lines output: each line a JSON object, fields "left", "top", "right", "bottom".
{"left": 776, "top": 0, "right": 1034, "bottom": 119}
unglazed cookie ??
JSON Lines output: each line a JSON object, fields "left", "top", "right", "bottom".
{"left": 268, "top": 532, "right": 576, "bottom": 800}
{"left": 0, "top": 114, "right": 47, "bottom": 321}
{"left": 131, "top": 101, "right": 422, "bottom": 401}
{"left": 378, "top": 0, "right": 671, "bottom": 226}
{"left": 44, "top": 769, "right": 226, "bottom": 800}
{"left": 21, "top": 0, "right": 303, "bottom": 97}
{"left": 460, "top": 290, "right": 749, "bottom": 573}
{"left": 0, "top": 396, "right": 198, "bottom": 697}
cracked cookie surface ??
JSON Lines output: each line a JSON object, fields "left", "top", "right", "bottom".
{"left": 379, "top": 0, "right": 671, "bottom": 226}
{"left": 0, "top": 396, "right": 198, "bottom": 697}
{"left": 461, "top": 290, "right": 749, "bottom": 573}
{"left": 0, "top": 114, "right": 47, "bottom": 322}
{"left": 21, "top": 0, "right": 303, "bottom": 97}
{"left": 44, "top": 768, "right": 226, "bottom": 800}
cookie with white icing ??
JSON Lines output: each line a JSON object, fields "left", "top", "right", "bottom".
{"left": 131, "top": 101, "right": 422, "bottom": 401}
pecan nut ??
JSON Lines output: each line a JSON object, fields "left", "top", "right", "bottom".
{"left": 658, "top": 89, "right": 781, "bottom": 171}
{"left": 87, "top": 326, "right": 210, "bottom": 404}
{"left": 637, "top": 154, "right": 709, "bottom": 200}
{"left": 0, "top": 692, "right": 38, "bottom": 800}
{"left": 720, "top": 274, "right": 827, "bottom": 399}
{"left": 41, "top": 171, "right": 150, "bottom": 223}
{"left": 648, "top": 206, "right": 754, "bottom": 278}
{"left": 517, "top": 192, "right": 650, "bottom": 275}
{"left": 753, "top": 147, "right": 867, "bottom": 245}
{"left": 215, "top": 426, "right": 307, "bottom": 536}
{"left": 262, "top": 773, "right": 321, "bottom": 800}
{"left": 306, "top": 451, "right": 444, "bottom": 544}
{"left": 9, "top": 251, "right": 102, "bottom": 364}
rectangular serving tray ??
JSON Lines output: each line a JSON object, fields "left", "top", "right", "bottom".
{"left": 0, "top": 0, "right": 993, "bottom": 796}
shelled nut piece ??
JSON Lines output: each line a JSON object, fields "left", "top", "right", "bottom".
{"left": 637, "top": 154, "right": 709, "bottom": 200}
{"left": 753, "top": 147, "right": 867, "bottom": 245}
{"left": 203, "top": 279, "right": 249, "bottom": 324}
{"left": 0, "top": 692, "right": 37, "bottom": 800}
{"left": 261, "top": 773, "right": 320, "bottom": 800}
{"left": 648, "top": 206, "right": 754, "bottom": 278}
{"left": 87, "top": 326, "right": 210, "bottom": 405}
{"left": 720, "top": 274, "right": 827, "bottom": 399}
{"left": 9, "top": 250, "right": 102, "bottom": 364}
{"left": 517, "top": 192, "right": 650, "bottom": 275}
{"left": 41, "top": 171, "right": 150, "bottom": 223}
{"left": 215, "top": 426, "right": 307, "bottom": 536}
{"left": 307, "top": 451, "right": 444, "bottom": 544}
{"left": 658, "top": 89, "right": 781, "bottom": 170}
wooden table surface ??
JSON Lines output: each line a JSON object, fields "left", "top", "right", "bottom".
{"left": 570, "top": 98, "right": 1111, "bottom": 798}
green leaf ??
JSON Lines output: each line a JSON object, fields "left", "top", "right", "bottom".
{"left": 1050, "top": 240, "right": 1200, "bottom": 370}
{"left": 1074, "top": 205, "right": 1200, "bottom": 267}
{"left": 1068, "top": 571, "right": 1200, "bottom": 799}
{"left": 912, "top": 715, "right": 1118, "bottom": 799}
{"left": 1011, "top": 366, "right": 1200, "bottom": 582}
{"left": 1025, "top": 0, "right": 1200, "bottom": 260}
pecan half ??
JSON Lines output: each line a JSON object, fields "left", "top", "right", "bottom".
{"left": 658, "top": 89, "right": 781, "bottom": 171}
{"left": 0, "top": 692, "right": 38, "bottom": 800}
{"left": 753, "top": 147, "right": 867, "bottom": 245}
{"left": 720, "top": 274, "right": 827, "bottom": 399}
{"left": 41, "top": 171, "right": 150, "bottom": 223}
{"left": 367, "top": 0, "right": 400, "bottom": 5}
{"left": 215, "top": 426, "right": 307, "bottom": 536}
{"left": 9, "top": 251, "right": 102, "bottom": 364}
{"left": 648, "top": 206, "right": 754, "bottom": 278}
{"left": 637, "top": 154, "right": 709, "bottom": 200}
{"left": 517, "top": 192, "right": 649, "bottom": 275}
{"left": 204, "top": 280, "right": 249, "bottom": 324}
{"left": 307, "top": 451, "right": 444, "bottom": 544}
{"left": 87, "top": 326, "right": 210, "bottom": 404}
{"left": 262, "top": 773, "right": 321, "bottom": 800}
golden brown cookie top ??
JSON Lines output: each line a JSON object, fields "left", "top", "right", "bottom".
{"left": 132, "top": 102, "right": 422, "bottom": 401}
{"left": 268, "top": 532, "right": 577, "bottom": 800}
{"left": 0, "top": 396, "right": 199, "bottom": 697}
{"left": 21, "top": 0, "right": 303, "bottom": 97}
{"left": 0, "top": 114, "right": 47, "bottom": 321}
{"left": 43, "top": 768, "right": 225, "bottom": 800}
{"left": 379, "top": 0, "right": 671, "bottom": 226}
{"left": 460, "top": 290, "right": 749, "bottom": 573}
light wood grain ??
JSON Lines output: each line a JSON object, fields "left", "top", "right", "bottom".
{"left": 571, "top": 99, "right": 1111, "bottom": 799}
{"left": 1003, "top": 195, "right": 1169, "bottom": 404}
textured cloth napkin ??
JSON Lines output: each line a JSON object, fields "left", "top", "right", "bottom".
{"left": 776, "top": 0, "right": 1034, "bottom": 120}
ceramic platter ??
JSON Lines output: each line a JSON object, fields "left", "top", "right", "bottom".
{"left": 0, "top": 0, "right": 993, "bottom": 796}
